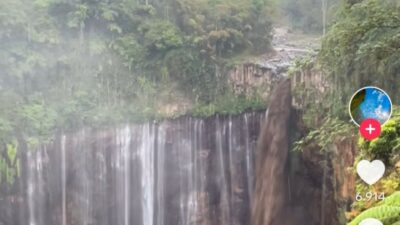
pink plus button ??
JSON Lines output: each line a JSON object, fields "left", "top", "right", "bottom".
{"left": 360, "top": 118, "right": 381, "bottom": 140}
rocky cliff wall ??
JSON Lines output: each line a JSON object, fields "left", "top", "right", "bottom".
{"left": 296, "top": 138, "right": 357, "bottom": 225}
{"left": 250, "top": 78, "right": 356, "bottom": 225}
{"left": 228, "top": 54, "right": 329, "bottom": 108}
{"left": 5, "top": 112, "right": 265, "bottom": 225}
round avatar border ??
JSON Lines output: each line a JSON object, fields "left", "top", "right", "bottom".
{"left": 348, "top": 86, "right": 393, "bottom": 127}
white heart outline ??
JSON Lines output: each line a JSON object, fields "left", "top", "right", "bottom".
{"left": 356, "top": 160, "right": 385, "bottom": 185}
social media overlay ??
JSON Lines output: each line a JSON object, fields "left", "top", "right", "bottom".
{"left": 349, "top": 86, "right": 392, "bottom": 127}
{"left": 356, "top": 160, "right": 385, "bottom": 185}
{"left": 349, "top": 87, "right": 390, "bottom": 225}
{"left": 349, "top": 86, "right": 392, "bottom": 141}
{"left": 359, "top": 119, "right": 381, "bottom": 140}
{"left": 359, "top": 218, "right": 383, "bottom": 225}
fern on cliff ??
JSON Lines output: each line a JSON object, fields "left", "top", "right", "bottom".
{"left": 348, "top": 205, "right": 400, "bottom": 225}
{"left": 379, "top": 192, "right": 400, "bottom": 207}
{"left": 348, "top": 192, "right": 400, "bottom": 225}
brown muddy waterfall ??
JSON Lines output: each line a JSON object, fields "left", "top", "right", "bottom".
{"left": 252, "top": 79, "right": 340, "bottom": 225}
{"left": 251, "top": 79, "right": 293, "bottom": 225}
{"left": 3, "top": 79, "right": 332, "bottom": 225}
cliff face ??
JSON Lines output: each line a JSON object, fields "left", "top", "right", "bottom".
{"left": 228, "top": 60, "right": 283, "bottom": 101}
{"left": 296, "top": 138, "right": 357, "bottom": 225}
{"left": 0, "top": 50, "right": 356, "bottom": 225}
{"left": 331, "top": 139, "right": 357, "bottom": 212}
{"left": 7, "top": 112, "right": 266, "bottom": 225}
{"left": 0, "top": 82, "right": 357, "bottom": 225}
{"left": 228, "top": 54, "right": 329, "bottom": 108}
{"left": 228, "top": 49, "right": 299, "bottom": 101}
{"left": 248, "top": 71, "right": 356, "bottom": 225}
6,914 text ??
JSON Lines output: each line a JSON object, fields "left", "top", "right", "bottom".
{"left": 355, "top": 192, "right": 385, "bottom": 202}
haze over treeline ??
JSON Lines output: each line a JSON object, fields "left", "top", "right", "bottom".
{"left": 0, "top": 0, "right": 335, "bottom": 143}
{"left": 0, "top": 1, "right": 400, "bottom": 225}
{"left": 0, "top": 0, "right": 399, "bottom": 179}
{"left": 0, "top": 0, "right": 276, "bottom": 143}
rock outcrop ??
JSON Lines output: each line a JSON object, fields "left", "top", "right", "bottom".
{"left": 251, "top": 78, "right": 357, "bottom": 225}
{"left": 6, "top": 112, "right": 266, "bottom": 225}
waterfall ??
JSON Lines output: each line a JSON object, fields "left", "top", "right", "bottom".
{"left": 244, "top": 114, "right": 253, "bottom": 205}
{"left": 138, "top": 124, "right": 154, "bottom": 225}
{"left": 23, "top": 112, "right": 264, "bottom": 225}
{"left": 61, "top": 135, "right": 67, "bottom": 225}
{"left": 251, "top": 79, "right": 292, "bottom": 225}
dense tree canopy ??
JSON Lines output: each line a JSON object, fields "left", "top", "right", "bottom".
{"left": 0, "top": 0, "right": 274, "bottom": 146}
{"left": 0, "top": 0, "right": 276, "bottom": 188}
{"left": 320, "top": 0, "right": 400, "bottom": 116}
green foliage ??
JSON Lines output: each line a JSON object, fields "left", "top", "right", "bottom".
{"left": 163, "top": 48, "right": 220, "bottom": 102}
{"left": 358, "top": 109, "right": 400, "bottom": 165}
{"left": 293, "top": 117, "right": 355, "bottom": 152}
{"left": 192, "top": 92, "right": 265, "bottom": 117}
{"left": 288, "top": 55, "right": 315, "bottom": 76}
{"left": 0, "top": 0, "right": 274, "bottom": 151}
{"left": 349, "top": 109, "right": 400, "bottom": 221}
{"left": 380, "top": 192, "right": 400, "bottom": 207}
{"left": 0, "top": 118, "right": 13, "bottom": 143}
{"left": 293, "top": 1, "right": 400, "bottom": 223}
{"left": 112, "top": 36, "right": 147, "bottom": 69}
{"left": 0, "top": 0, "right": 274, "bottom": 192}
{"left": 281, "top": 0, "right": 339, "bottom": 33}
{"left": 19, "top": 102, "right": 57, "bottom": 139}
{"left": 320, "top": 0, "right": 400, "bottom": 116}
{"left": 0, "top": 143, "right": 19, "bottom": 185}
{"left": 140, "top": 20, "right": 183, "bottom": 52}
{"left": 348, "top": 205, "right": 400, "bottom": 225}
{"left": 349, "top": 192, "right": 400, "bottom": 225}
{"left": 351, "top": 172, "right": 400, "bottom": 215}
{"left": 174, "top": 0, "right": 273, "bottom": 55}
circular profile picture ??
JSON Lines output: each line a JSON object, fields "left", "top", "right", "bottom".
{"left": 349, "top": 86, "right": 392, "bottom": 126}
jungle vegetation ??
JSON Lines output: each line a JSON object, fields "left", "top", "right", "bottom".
{"left": 291, "top": 1, "right": 400, "bottom": 224}
{"left": 1, "top": 1, "right": 400, "bottom": 223}
{"left": 0, "top": 0, "right": 276, "bottom": 146}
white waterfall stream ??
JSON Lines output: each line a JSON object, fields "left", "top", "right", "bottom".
{"left": 24, "top": 112, "right": 264, "bottom": 225}
{"left": 61, "top": 135, "right": 67, "bottom": 225}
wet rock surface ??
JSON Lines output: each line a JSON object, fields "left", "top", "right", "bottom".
{"left": 251, "top": 79, "right": 354, "bottom": 225}
{"left": 11, "top": 112, "right": 264, "bottom": 225}
{"left": 228, "top": 27, "right": 319, "bottom": 101}
{"left": 0, "top": 27, "right": 354, "bottom": 225}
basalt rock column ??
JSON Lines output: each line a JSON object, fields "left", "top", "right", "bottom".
{"left": 251, "top": 79, "right": 292, "bottom": 225}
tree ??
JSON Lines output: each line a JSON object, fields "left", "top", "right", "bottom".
{"left": 320, "top": 0, "right": 400, "bottom": 117}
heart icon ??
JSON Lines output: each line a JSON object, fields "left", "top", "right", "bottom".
{"left": 356, "top": 160, "right": 385, "bottom": 185}
{"left": 359, "top": 218, "right": 383, "bottom": 225}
